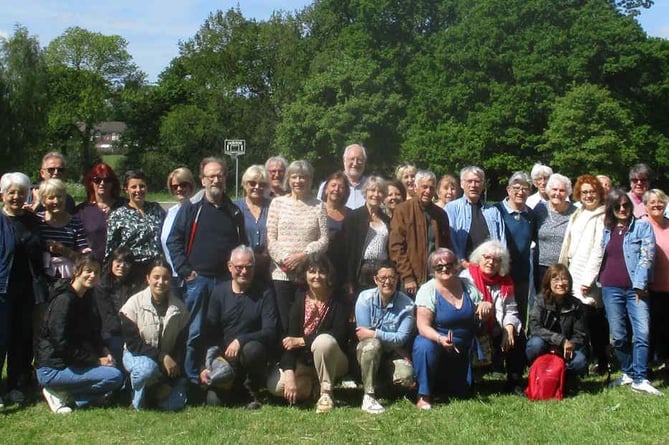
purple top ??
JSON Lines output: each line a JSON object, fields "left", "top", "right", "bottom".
{"left": 599, "top": 227, "right": 633, "bottom": 288}
{"left": 75, "top": 198, "right": 126, "bottom": 262}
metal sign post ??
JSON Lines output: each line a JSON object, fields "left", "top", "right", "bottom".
{"left": 224, "top": 139, "right": 246, "bottom": 198}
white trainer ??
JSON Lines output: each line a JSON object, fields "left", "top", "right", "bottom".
{"left": 609, "top": 373, "right": 633, "bottom": 388}
{"left": 631, "top": 380, "right": 664, "bottom": 396}
{"left": 361, "top": 394, "right": 385, "bottom": 414}
{"left": 42, "top": 388, "right": 73, "bottom": 414}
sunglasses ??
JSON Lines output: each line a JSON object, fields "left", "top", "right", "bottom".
{"left": 45, "top": 167, "right": 65, "bottom": 175}
{"left": 434, "top": 263, "right": 457, "bottom": 273}
{"left": 247, "top": 181, "right": 266, "bottom": 189}
{"left": 631, "top": 177, "right": 648, "bottom": 184}
{"left": 170, "top": 182, "right": 191, "bottom": 191}
{"left": 92, "top": 176, "right": 111, "bottom": 185}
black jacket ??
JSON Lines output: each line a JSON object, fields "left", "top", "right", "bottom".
{"left": 36, "top": 279, "right": 106, "bottom": 369}
{"left": 94, "top": 276, "right": 140, "bottom": 339}
{"left": 528, "top": 294, "right": 588, "bottom": 350}
{"left": 340, "top": 205, "right": 390, "bottom": 287}
{"left": 279, "top": 289, "right": 350, "bottom": 371}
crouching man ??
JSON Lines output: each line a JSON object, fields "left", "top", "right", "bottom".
{"left": 198, "top": 246, "right": 277, "bottom": 408}
{"left": 355, "top": 261, "right": 416, "bottom": 414}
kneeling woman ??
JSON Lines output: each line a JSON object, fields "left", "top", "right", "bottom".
{"left": 120, "top": 258, "right": 190, "bottom": 410}
{"left": 526, "top": 264, "right": 589, "bottom": 376}
{"left": 36, "top": 256, "right": 124, "bottom": 414}
{"left": 268, "top": 253, "right": 350, "bottom": 413}
{"left": 412, "top": 248, "right": 483, "bottom": 409}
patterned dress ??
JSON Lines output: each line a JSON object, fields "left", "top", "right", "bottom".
{"left": 104, "top": 202, "right": 166, "bottom": 265}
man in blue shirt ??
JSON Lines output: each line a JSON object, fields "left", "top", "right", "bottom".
{"left": 355, "top": 261, "right": 415, "bottom": 414}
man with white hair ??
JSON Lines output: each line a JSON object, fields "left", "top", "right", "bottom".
{"left": 445, "top": 166, "right": 506, "bottom": 267}
{"left": 495, "top": 171, "right": 536, "bottom": 326}
{"left": 317, "top": 144, "right": 368, "bottom": 209}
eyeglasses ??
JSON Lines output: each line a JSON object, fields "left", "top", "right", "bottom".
{"left": 434, "top": 263, "right": 457, "bottom": 273}
{"left": 615, "top": 203, "right": 631, "bottom": 210}
{"left": 631, "top": 177, "right": 648, "bottom": 184}
{"left": 170, "top": 182, "right": 191, "bottom": 191}
{"left": 203, "top": 174, "right": 225, "bottom": 182}
{"left": 510, "top": 185, "right": 529, "bottom": 193}
{"left": 44, "top": 167, "right": 65, "bottom": 175}
{"left": 464, "top": 179, "right": 482, "bottom": 185}
{"left": 231, "top": 264, "right": 254, "bottom": 272}
{"left": 376, "top": 275, "right": 397, "bottom": 283}
{"left": 247, "top": 181, "right": 266, "bottom": 189}
{"left": 92, "top": 176, "right": 111, "bottom": 185}
{"left": 550, "top": 276, "right": 569, "bottom": 283}
{"left": 482, "top": 254, "right": 500, "bottom": 263}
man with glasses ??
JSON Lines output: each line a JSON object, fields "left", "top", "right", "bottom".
{"left": 264, "top": 156, "right": 288, "bottom": 198}
{"left": 198, "top": 246, "right": 277, "bottom": 408}
{"left": 495, "top": 172, "right": 537, "bottom": 327}
{"left": 167, "top": 157, "right": 248, "bottom": 384}
{"left": 29, "top": 152, "right": 76, "bottom": 213}
{"left": 354, "top": 261, "right": 415, "bottom": 414}
{"left": 627, "top": 163, "right": 651, "bottom": 218}
{"left": 445, "top": 166, "right": 506, "bottom": 267}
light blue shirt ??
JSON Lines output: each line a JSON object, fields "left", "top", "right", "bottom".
{"left": 445, "top": 196, "right": 507, "bottom": 261}
{"left": 355, "top": 287, "right": 415, "bottom": 349}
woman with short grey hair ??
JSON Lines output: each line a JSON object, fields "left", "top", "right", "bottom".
{"left": 341, "top": 175, "right": 390, "bottom": 296}
{"left": 0, "top": 172, "right": 46, "bottom": 405}
{"left": 534, "top": 173, "right": 576, "bottom": 289}
{"left": 267, "top": 160, "right": 328, "bottom": 335}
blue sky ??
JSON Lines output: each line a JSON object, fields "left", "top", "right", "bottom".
{"left": 1, "top": 0, "right": 667, "bottom": 83}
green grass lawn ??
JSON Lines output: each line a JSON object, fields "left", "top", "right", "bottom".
{"left": 1, "top": 373, "right": 667, "bottom": 444}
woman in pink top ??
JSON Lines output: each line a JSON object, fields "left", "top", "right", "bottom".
{"left": 644, "top": 189, "right": 669, "bottom": 367}
{"left": 266, "top": 160, "right": 328, "bottom": 336}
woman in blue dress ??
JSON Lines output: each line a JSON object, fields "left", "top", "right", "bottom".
{"left": 413, "top": 248, "right": 485, "bottom": 410}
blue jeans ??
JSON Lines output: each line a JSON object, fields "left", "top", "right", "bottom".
{"left": 526, "top": 336, "right": 588, "bottom": 376}
{"left": 183, "top": 274, "right": 222, "bottom": 383}
{"left": 602, "top": 286, "right": 651, "bottom": 382}
{"left": 123, "top": 350, "right": 187, "bottom": 411}
{"left": 36, "top": 365, "right": 123, "bottom": 407}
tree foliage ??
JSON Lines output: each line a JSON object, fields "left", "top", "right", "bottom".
{"left": 0, "top": 26, "right": 49, "bottom": 174}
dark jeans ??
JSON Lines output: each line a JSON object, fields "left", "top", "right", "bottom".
{"left": 649, "top": 291, "right": 669, "bottom": 363}
{"left": 584, "top": 305, "right": 610, "bottom": 366}
{"left": 273, "top": 280, "right": 302, "bottom": 337}
{"left": 491, "top": 329, "right": 527, "bottom": 381}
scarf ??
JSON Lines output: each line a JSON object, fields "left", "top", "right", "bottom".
{"left": 468, "top": 264, "right": 515, "bottom": 331}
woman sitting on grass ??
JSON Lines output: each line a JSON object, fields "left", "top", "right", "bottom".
{"left": 120, "top": 258, "right": 190, "bottom": 411}
{"left": 526, "top": 264, "right": 589, "bottom": 377}
{"left": 35, "top": 256, "right": 123, "bottom": 414}
{"left": 268, "top": 253, "right": 350, "bottom": 413}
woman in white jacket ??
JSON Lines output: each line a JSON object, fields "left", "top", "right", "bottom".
{"left": 120, "top": 258, "right": 190, "bottom": 410}
{"left": 559, "top": 175, "right": 608, "bottom": 374}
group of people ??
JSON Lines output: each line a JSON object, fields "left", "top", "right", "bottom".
{"left": 0, "top": 146, "right": 667, "bottom": 416}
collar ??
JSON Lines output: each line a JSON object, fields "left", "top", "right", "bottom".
{"left": 502, "top": 198, "right": 527, "bottom": 214}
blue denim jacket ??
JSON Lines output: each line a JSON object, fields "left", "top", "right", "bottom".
{"left": 445, "top": 196, "right": 506, "bottom": 261}
{"left": 601, "top": 217, "right": 655, "bottom": 290}
{"left": 0, "top": 212, "right": 16, "bottom": 294}
{"left": 355, "top": 288, "right": 415, "bottom": 349}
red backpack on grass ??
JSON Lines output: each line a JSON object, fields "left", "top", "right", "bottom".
{"left": 525, "top": 353, "right": 566, "bottom": 401}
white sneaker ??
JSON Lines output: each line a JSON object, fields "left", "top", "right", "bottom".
{"left": 361, "top": 394, "right": 385, "bottom": 414}
{"left": 631, "top": 380, "right": 664, "bottom": 396}
{"left": 42, "top": 388, "right": 72, "bottom": 414}
{"left": 609, "top": 373, "right": 633, "bottom": 388}
{"left": 315, "top": 393, "right": 334, "bottom": 413}
{"left": 8, "top": 389, "right": 25, "bottom": 404}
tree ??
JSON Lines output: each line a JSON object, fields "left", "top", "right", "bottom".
{"left": 0, "top": 25, "right": 49, "bottom": 174}
{"left": 45, "top": 26, "right": 138, "bottom": 86}
{"left": 45, "top": 27, "right": 141, "bottom": 175}
{"left": 540, "top": 83, "right": 637, "bottom": 180}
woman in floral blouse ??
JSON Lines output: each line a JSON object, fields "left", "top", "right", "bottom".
{"left": 105, "top": 170, "right": 165, "bottom": 287}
